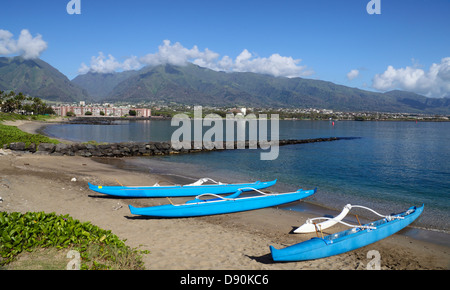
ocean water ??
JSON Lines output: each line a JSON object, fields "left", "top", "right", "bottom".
{"left": 43, "top": 120, "right": 450, "bottom": 236}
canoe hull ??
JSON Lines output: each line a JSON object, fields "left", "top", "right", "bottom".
{"left": 128, "top": 188, "right": 316, "bottom": 217}
{"left": 270, "top": 205, "right": 424, "bottom": 262}
{"left": 88, "top": 179, "right": 276, "bottom": 197}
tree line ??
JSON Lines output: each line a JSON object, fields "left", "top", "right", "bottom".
{"left": 0, "top": 91, "right": 55, "bottom": 115}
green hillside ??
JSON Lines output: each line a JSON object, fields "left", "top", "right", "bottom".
{"left": 100, "top": 63, "right": 449, "bottom": 114}
{"left": 0, "top": 57, "right": 89, "bottom": 103}
{"left": 1, "top": 56, "right": 448, "bottom": 114}
{"left": 71, "top": 70, "right": 139, "bottom": 101}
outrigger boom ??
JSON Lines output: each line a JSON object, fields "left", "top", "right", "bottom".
{"left": 293, "top": 204, "right": 404, "bottom": 234}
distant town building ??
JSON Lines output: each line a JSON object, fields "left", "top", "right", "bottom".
{"left": 52, "top": 105, "right": 151, "bottom": 117}
{"left": 228, "top": 107, "right": 247, "bottom": 116}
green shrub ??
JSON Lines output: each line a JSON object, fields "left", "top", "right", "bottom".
{"left": 0, "top": 212, "right": 148, "bottom": 269}
{"left": 0, "top": 124, "right": 60, "bottom": 148}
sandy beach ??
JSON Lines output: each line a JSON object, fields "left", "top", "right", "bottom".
{"left": 1, "top": 120, "right": 449, "bottom": 270}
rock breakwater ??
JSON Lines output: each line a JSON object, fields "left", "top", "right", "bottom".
{"left": 4, "top": 137, "right": 357, "bottom": 157}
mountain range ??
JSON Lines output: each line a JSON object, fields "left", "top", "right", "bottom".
{"left": 0, "top": 57, "right": 89, "bottom": 102}
{"left": 1, "top": 56, "right": 449, "bottom": 114}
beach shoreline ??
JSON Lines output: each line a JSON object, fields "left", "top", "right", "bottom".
{"left": 1, "top": 119, "right": 449, "bottom": 270}
{"left": 94, "top": 155, "right": 450, "bottom": 248}
{"left": 0, "top": 152, "right": 448, "bottom": 270}
{"left": 5, "top": 118, "right": 450, "bottom": 236}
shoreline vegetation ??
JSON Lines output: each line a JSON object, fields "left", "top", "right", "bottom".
{"left": 0, "top": 114, "right": 149, "bottom": 269}
{"left": 1, "top": 113, "right": 449, "bottom": 270}
{"left": 0, "top": 211, "right": 148, "bottom": 269}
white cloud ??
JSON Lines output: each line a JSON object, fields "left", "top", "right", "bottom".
{"left": 140, "top": 40, "right": 221, "bottom": 69}
{"left": 230, "top": 49, "right": 311, "bottom": 78}
{"left": 121, "top": 55, "right": 141, "bottom": 71}
{"left": 347, "top": 69, "right": 359, "bottom": 81}
{"left": 79, "top": 40, "right": 313, "bottom": 78}
{"left": 0, "top": 29, "right": 47, "bottom": 59}
{"left": 372, "top": 58, "right": 450, "bottom": 98}
{"left": 0, "top": 30, "right": 15, "bottom": 55}
{"left": 78, "top": 52, "right": 141, "bottom": 74}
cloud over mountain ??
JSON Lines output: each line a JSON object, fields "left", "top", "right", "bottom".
{"left": 0, "top": 29, "right": 47, "bottom": 59}
{"left": 78, "top": 40, "right": 313, "bottom": 78}
{"left": 347, "top": 69, "right": 359, "bottom": 81}
{"left": 78, "top": 52, "right": 141, "bottom": 74}
{"left": 372, "top": 57, "right": 450, "bottom": 98}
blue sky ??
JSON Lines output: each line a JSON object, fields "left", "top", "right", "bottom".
{"left": 1, "top": 0, "right": 449, "bottom": 98}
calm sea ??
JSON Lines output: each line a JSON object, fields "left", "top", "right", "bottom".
{"left": 43, "top": 120, "right": 450, "bottom": 239}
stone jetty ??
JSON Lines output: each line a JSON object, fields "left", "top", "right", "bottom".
{"left": 4, "top": 137, "right": 357, "bottom": 157}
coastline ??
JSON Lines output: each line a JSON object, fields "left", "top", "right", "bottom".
{"left": 1, "top": 152, "right": 448, "bottom": 270}
{"left": 1, "top": 119, "right": 449, "bottom": 269}
{"left": 102, "top": 155, "right": 450, "bottom": 248}
{"left": 5, "top": 118, "right": 450, "bottom": 238}
{"left": 1, "top": 117, "right": 73, "bottom": 144}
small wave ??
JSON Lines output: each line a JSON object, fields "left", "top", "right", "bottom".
{"left": 412, "top": 225, "right": 450, "bottom": 235}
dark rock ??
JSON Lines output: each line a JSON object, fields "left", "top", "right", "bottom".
{"left": 9, "top": 142, "right": 26, "bottom": 151}
{"left": 37, "top": 143, "right": 56, "bottom": 153}
{"left": 85, "top": 144, "right": 96, "bottom": 151}
{"left": 55, "top": 143, "right": 71, "bottom": 154}
{"left": 75, "top": 143, "right": 87, "bottom": 150}
{"left": 26, "top": 137, "right": 354, "bottom": 158}
{"left": 27, "top": 143, "right": 36, "bottom": 152}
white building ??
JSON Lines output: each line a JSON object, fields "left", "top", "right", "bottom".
{"left": 52, "top": 105, "right": 151, "bottom": 117}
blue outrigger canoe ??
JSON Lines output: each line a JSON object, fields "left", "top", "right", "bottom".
{"left": 128, "top": 187, "right": 316, "bottom": 217}
{"left": 270, "top": 204, "right": 424, "bottom": 262}
{"left": 88, "top": 178, "right": 276, "bottom": 197}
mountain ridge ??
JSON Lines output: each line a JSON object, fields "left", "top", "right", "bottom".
{"left": 0, "top": 56, "right": 89, "bottom": 103}
{"left": 71, "top": 70, "right": 139, "bottom": 101}
{"left": 1, "top": 56, "right": 449, "bottom": 114}
{"left": 96, "top": 63, "right": 449, "bottom": 114}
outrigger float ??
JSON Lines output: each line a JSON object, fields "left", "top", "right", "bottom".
{"left": 88, "top": 178, "right": 276, "bottom": 197}
{"left": 128, "top": 187, "right": 316, "bottom": 217}
{"left": 270, "top": 204, "right": 424, "bottom": 262}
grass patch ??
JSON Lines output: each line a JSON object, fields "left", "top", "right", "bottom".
{"left": 1, "top": 247, "right": 69, "bottom": 270}
{"left": 0, "top": 112, "right": 60, "bottom": 148}
{"left": 0, "top": 112, "right": 57, "bottom": 122}
{"left": 0, "top": 123, "right": 60, "bottom": 148}
{"left": 0, "top": 212, "right": 148, "bottom": 270}
{"left": 82, "top": 140, "right": 110, "bottom": 146}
